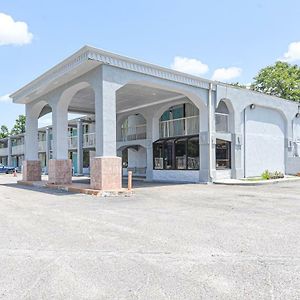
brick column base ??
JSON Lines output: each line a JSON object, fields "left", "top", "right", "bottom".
{"left": 48, "top": 159, "right": 72, "bottom": 185}
{"left": 90, "top": 156, "right": 122, "bottom": 190}
{"left": 23, "top": 160, "right": 41, "bottom": 181}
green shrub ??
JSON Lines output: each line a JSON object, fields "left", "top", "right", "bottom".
{"left": 261, "top": 170, "right": 270, "bottom": 180}
{"left": 261, "top": 170, "right": 284, "bottom": 180}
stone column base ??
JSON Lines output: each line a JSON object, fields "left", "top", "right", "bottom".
{"left": 90, "top": 156, "right": 122, "bottom": 190}
{"left": 48, "top": 159, "right": 72, "bottom": 185}
{"left": 23, "top": 160, "right": 41, "bottom": 181}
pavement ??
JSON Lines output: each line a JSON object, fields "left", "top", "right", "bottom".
{"left": 0, "top": 174, "right": 299, "bottom": 299}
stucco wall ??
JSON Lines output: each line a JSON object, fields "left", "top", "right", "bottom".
{"left": 286, "top": 157, "right": 300, "bottom": 175}
{"left": 245, "top": 106, "right": 285, "bottom": 177}
{"left": 153, "top": 170, "right": 200, "bottom": 183}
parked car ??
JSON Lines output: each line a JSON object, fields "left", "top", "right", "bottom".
{"left": 0, "top": 164, "right": 16, "bottom": 174}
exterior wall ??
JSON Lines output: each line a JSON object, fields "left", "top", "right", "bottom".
{"left": 286, "top": 157, "right": 300, "bottom": 175}
{"left": 215, "top": 170, "right": 232, "bottom": 180}
{"left": 128, "top": 147, "right": 146, "bottom": 170}
{"left": 244, "top": 106, "right": 285, "bottom": 177}
{"left": 153, "top": 170, "right": 200, "bottom": 183}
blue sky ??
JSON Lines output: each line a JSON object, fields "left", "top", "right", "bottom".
{"left": 1, "top": 0, "right": 300, "bottom": 129}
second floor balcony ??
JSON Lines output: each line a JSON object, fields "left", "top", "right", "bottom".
{"left": 159, "top": 115, "right": 199, "bottom": 138}
{"left": 68, "top": 136, "right": 78, "bottom": 149}
{"left": 12, "top": 144, "right": 24, "bottom": 155}
{"left": 83, "top": 132, "right": 95, "bottom": 148}
{"left": 119, "top": 124, "right": 147, "bottom": 142}
{"left": 0, "top": 147, "right": 8, "bottom": 156}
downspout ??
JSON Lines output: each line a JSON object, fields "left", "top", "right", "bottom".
{"left": 208, "top": 83, "right": 213, "bottom": 182}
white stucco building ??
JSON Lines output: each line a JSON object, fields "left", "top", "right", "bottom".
{"left": 10, "top": 46, "right": 300, "bottom": 189}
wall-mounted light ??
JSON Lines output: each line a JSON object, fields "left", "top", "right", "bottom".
{"left": 296, "top": 105, "right": 300, "bottom": 118}
{"left": 250, "top": 104, "right": 255, "bottom": 110}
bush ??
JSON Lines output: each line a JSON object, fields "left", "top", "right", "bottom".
{"left": 261, "top": 170, "right": 271, "bottom": 180}
{"left": 261, "top": 170, "right": 284, "bottom": 180}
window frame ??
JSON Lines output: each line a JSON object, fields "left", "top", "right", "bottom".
{"left": 216, "top": 139, "right": 231, "bottom": 170}
{"left": 153, "top": 134, "right": 199, "bottom": 171}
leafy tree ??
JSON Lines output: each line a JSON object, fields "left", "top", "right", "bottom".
{"left": 11, "top": 115, "right": 26, "bottom": 135}
{"left": 0, "top": 125, "right": 9, "bottom": 139}
{"left": 251, "top": 61, "right": 300, "bottom": 101}
{"left": 230, "top": 82, "right": 248, "bottom": 89}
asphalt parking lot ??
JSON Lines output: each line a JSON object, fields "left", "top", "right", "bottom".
{"left": 0, "top": 174, "right": 299, "bottom": 299}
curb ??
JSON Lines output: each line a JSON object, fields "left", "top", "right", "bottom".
{"left": 213, "top": 177, "right": 300, "bottom": 186}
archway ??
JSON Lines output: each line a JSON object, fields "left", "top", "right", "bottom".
{"left": 244, "top": 105, "right": 286, "bottom": 177}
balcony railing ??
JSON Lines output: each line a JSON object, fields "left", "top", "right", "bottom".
{"left": 120, "top": 124, "right": 147, "bottom": 142}
{"left": 83, "top": 132, "right": 95, "bottom": 148}
{"left": 68, "top": 136, "right": 78, "bottom": 149}
{"left": 12, "top": 144, "right": 24, "bottom": 155}
{"left": 215, "top": 113, "right": 229, "bottom": 133}
{"left": 159, "top": 115, "right": 199, "bottom": 138}
{"left": 38, "top": 141, "right": 46, "bottom": 152}
{"left": 0, "top": 147, "right": 8, "bottom": 156}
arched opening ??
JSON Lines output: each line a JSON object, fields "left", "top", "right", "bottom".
{"left": 65, "top": 85, "right": 96, "bottom": 176}
{"left": 215, "top": 100, "right": 230, "bottom": 133}
{"left": 118, "top": 144, "right": 147, "bottom": 178}
{"left": 159, "top": 102, "right": 199, "bottom": 138}
{"left": 215, "top": 100, "right": 232, "bottom": 172}
{"left": 119, "top": 114, "right": 147, "bottom": 142}
{"left": 244, "top": 105, "right": 285, "bottom": 177}
{"left": 38, "top": 104, "right": 53, "bottom": 173}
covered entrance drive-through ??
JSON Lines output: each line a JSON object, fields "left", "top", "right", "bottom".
{"left": 11, "top": 46, "right": 211, "bottom": 190}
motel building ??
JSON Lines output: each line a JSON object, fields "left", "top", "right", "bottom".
{"left": 6, "top": 45, "right": 300, "bottom": 190}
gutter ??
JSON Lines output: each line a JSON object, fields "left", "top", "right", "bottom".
{"left": 208, "top": 83, "right": 213, "bottom": 182}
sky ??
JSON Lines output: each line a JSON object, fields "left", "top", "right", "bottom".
{"left": 0, "top": 0, "right": 300, "bottom": 129}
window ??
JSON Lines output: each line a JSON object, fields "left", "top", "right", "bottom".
{"left": 153, "top": 140, "right": 164, "bottom": 169}
{"left": 159, "top": 103, "right": 199, "bottom": 138}
{"left": 215, "top": 101, "right": 229, "bottom": 132}
{"left": 216, "top": 139, "right": 231, "bottom": 169}
{"left": 175, "top": 139, "right": 186, "bottom": 169}
{"left": 164, "top": 139, "right": 174, "bottom": 169}
{"left": 187, "top": 137, "right": 199, "bottom": 170}
{"left": 153, "top": 135, "right": 199, "bottom": 170}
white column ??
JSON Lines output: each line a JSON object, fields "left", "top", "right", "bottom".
{"left": 25, "top": 104, "right": 39, "bottom": 160}
{"left": 7, "top": 137, "right": 12, "bottom": 166}
{"left": 90, "top": 66, "right": 123, "bottom": 190}
{"left": 94, "top": 79, "right": 119, "bottom": 156}
{"left": 77, "top": 119, "right": 83, "bottom": 175}
{"left": 23, "top": 103, "right": 41, "bottom": 181}
{"left": 45, "top": 127, "right": 51, "bottom": 173}
{"left": 52, "top": 104, "right": 69, "bottom": 160}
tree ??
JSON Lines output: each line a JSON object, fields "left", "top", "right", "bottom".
{"left": 230, "top": 82, "right": 248, "bottom": 89}
{"left": 0, "top": 125, "right": 9, "bottom": 139}
{"left": 251, "top": 61, "right": 300, "bottom": 101}
{"left": 11, "top": 115, "right": 26, "bottom": 135}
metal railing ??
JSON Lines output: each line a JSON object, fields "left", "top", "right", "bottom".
{"left": 215, "top": 113, "right": 229, "bottom": 133}
{"left": 11, "top": 144, "right": 24, "bottom": 155}
{"left": 120, "top": 124, "right": 147, "bottom": 142}
{"left": 0, "top": 147, "right": 8, "bottom": 156}
{"left": 159, "top": 115, "right": 199, "bottom": 138}
{"left": 68, "top": 136, "right": 78, "bottom": 149}
{"left": 38, "top": 141, "right": 46, "bottom": 152}
{"left": 83, "top": 132, "right": 96, "bottom": 148}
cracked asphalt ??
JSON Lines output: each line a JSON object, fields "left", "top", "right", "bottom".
{"left": 0, "top": 175, "right": 299, "bottom": 299}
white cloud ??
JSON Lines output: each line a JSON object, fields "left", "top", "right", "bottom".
{"left": 0, "top": 12, "right": 33, "bottom": 46}
{"left": 279, "top": 41, "right": 300, "bottom": 63}
{"left": 0, "top": 94, "right": 11, "bottom": 102}
{"left": 171, "top": 56, "right": 209, "bottom": 76}
{"left": 211, "top": 67, "right": 242, "bottom": 82}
